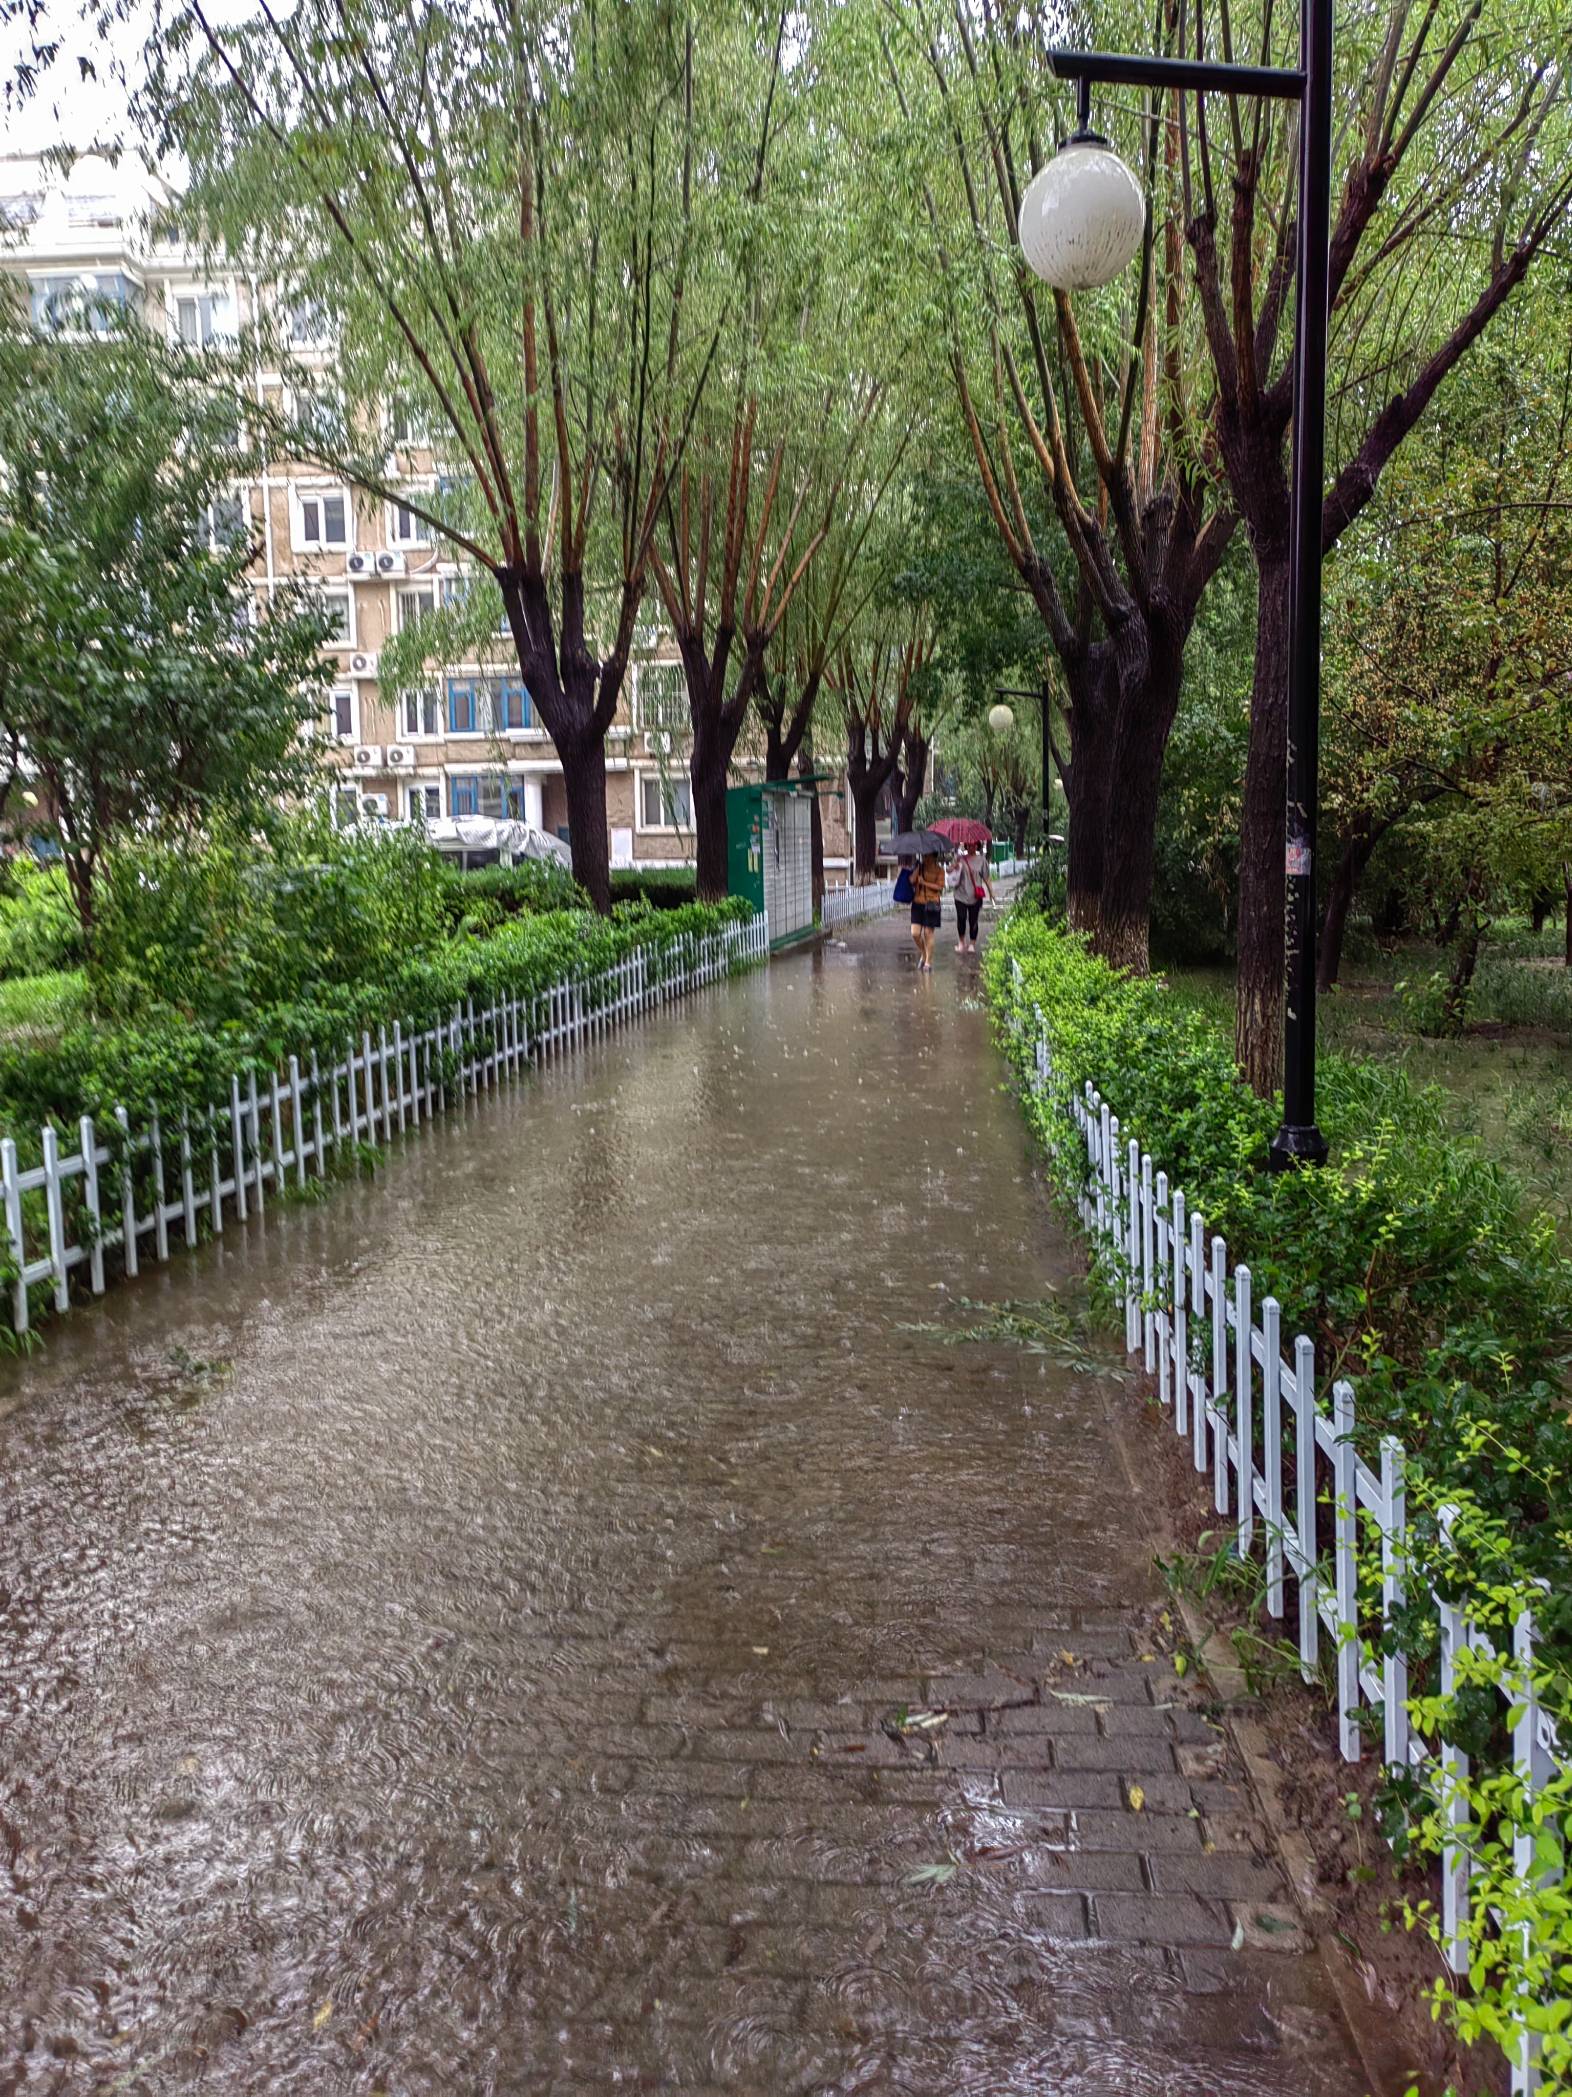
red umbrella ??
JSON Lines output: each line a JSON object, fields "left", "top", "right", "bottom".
{"left": 931, "top": 817, "right": 993, "bottom": 847}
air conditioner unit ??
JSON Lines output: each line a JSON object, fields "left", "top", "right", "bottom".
{"left": 361, "top": 793, "right": 390, "bottom": 818}
{"left": 349, "top": 650, "right": 378, "bottom": 679}
{"left": 345, "top": 551, "right": 375, "bottom": 578}
{"left": 385, "top": 744, "right": 416, "bottom": 771}
{"left": 643, "top": 730, "right": 674, "bottom": 756}
{"left": 352, "top": 744, "right": 384, "bottom": 771}
{"left": 375, "top": 550, "right": 407, "bottom": 577}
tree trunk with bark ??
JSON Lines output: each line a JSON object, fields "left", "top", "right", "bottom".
{"left": 559, "top": 732, "right": 612, "bottom": 918}
{"left": 896, "top": 728, "right": 929, "bottom": 832}
{"left": 1096, "top": 626, "right": 1186, "bottom": 973}
{"left": 1064, "top": 671, "right": 1114, "bottom": 940}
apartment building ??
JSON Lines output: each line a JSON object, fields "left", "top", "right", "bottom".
{"left": 1, "top": 149, "right": 856, "bottom": 874}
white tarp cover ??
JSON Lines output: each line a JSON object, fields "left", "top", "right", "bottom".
{"left": 424, "top": 818, "right": 572, "bottom": 866}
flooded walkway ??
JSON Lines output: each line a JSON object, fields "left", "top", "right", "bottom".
{"left": 0, "top": 910, "right": 1368, "bottom": 2094}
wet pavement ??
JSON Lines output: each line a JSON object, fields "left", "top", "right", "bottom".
{"left": 0, "top": 907, "right": 1370, "bottom": 2095}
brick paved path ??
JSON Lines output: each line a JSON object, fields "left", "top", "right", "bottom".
{"left": 0, "top": 906, "right": 1370, "bottom": 2093}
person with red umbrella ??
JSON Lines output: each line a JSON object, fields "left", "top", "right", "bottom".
{"left": 933, "top": 820, "right": 995, "bottom": 955}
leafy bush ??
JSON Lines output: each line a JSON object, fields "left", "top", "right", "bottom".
{"left": 986, "top": 911, "right": 1572, "bottom": 2084}
{"left": 438, "top": 858, "right": 589, "bottom": 932}
{"left": 610, "top": 867, "right": 697, "bottom": 910}
{"left": 0, "top": 894, "right": 755, "bottom": 1144}
{"left": 0, "top": 861, "right": 83, "bottom": 979}
{"left": 91, "top": 815, "right": 452, "bottom": 1025}
{"left": 985, "top": 912, "right": 1572, "bottom": 1650}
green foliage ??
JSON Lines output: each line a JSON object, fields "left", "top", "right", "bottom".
{"left": 0, "top": 970, "right": 88, "bottom": 1043}
{"left": 987, "top": 909, "right": 1572, "bottom": 2077}
{"left": 0, "top": 885, "right": 754, "bottom": 1148}
{"left": 0, "top": 315, "right": 333, "bottom": 934}
{"left": 436, "top": 860, "right": 589, "bottom": 935}
{"left": 985, "top": 910, "right": 1572, "bottom": 1664}
{"left": 609, "top": 868, "right": 699, "bottom": 911}
{"left": 0, "top": 861, "right": 82, "bottom": 979}
{"left": 90, "top": 816, "right": 451, "bottom": 1025}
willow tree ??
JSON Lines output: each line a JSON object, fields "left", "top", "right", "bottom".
{"left": 832, "top": 617, "right": 936, "bottom": 876}
{"left": 1172, "top": 0, "right": 1572, "bottom": 1089}
{"left": 148, "top": 0, "right": 764, "bottom": 910}
{"left": 868, "top": 0, "right": 1235, "bottom": 969}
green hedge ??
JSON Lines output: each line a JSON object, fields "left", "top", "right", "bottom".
{"left": 0, "top": 897, "right": 754, "bottom": 1153}
{"left": 984, "top": 911, "right": 1572, "bottom": 1682}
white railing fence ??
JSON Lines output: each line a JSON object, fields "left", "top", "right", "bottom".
{"left": 819, "top": 879, "right": 896, "bottom": 931}
{"left": 992, "top": 854, "right": 1031, "bottom": 881}
{"left": 1005, "top": 957, "right": 1564, "bottom": 2097}
{"left": 2, "top": 912, "right": 768, "bottom": 1340}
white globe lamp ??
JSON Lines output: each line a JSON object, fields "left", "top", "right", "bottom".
{"left": 988, "top": 703, "right": 1015, "bottom": 738}
{"left": 1018, "top": 131, "right": 1146, "bottom": 291}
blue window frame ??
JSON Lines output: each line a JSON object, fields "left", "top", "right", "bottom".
{"left": 446, "top": 678, "right": 477, "bottom": 734}
{"left": 450, "top": 774, "right": 480, "bottom": 817}
{"left": 501, "top": 777, "right": 529, "bottom": 818}
{"left": 498, "top": 677, "right": 532, "bottom": 731}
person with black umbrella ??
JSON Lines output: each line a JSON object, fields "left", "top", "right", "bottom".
{"left": 888, "top": 828, "right": 951, "bottom": 973}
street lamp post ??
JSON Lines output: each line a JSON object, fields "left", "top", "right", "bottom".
{"left": 1020, "top": 5, "right": 1332, "bottom": 1169}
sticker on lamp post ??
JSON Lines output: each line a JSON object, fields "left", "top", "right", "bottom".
{"left": 1286, "top": 839, "right": 1312, "bottom": 876}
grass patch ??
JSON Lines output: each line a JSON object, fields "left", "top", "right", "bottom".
{"left": 0, "top": 969, "right": 89, "bottom": 1043}
{"left": 1164, "top": 939, "right": 1572, "bottom": 1234}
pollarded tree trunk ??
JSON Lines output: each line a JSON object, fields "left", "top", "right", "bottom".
{"left": 559, "top": 732, "right": 612, "bottom": 916}
{"left": 1096, "top": 635, "right": 1185, "bottom": 975}
{"left": 896, "top": 732, "right": 930, "bottom": 832}
{"left": 690, "top": 735, "right": 732, "bottom": 902}
{"left": 1064, "top": 676, "right": 1114, "bottom": 940}
{"left": 1235, "top": 553, "right": 1291, "bottom": 1096}
{"left": 850, "top": 776, "right": 885, "bottom": 879}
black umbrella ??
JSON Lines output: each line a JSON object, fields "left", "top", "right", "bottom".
{"left": 883, "top": 829, "right": 953, "bottom": 859}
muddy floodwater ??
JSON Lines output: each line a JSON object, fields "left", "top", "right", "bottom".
{"left": 0, "top": 913, "right": 1369, "bottom": 2094}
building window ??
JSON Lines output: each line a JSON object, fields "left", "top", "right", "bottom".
{"left": 173, "top": 288, "right": 235, "bottom": 347}
{"left": 388, "top": 499, "right": 431, "bottom": 548}
{"left": 402, "top": 688, "right": 440, "bottom": 738}
{"left": 293, "top": 488, "right": 350, "bottom": 551}
{"left": 640, "top": 770, "right": 693, "bottom": 830}
{"left": 389, "top": 398, "right": 433, "bottom": 446}
{"left": 201, "top": 492, "right": 248, "bottom": 551}
{"left": 330, "top": 689, "right": 355, "bottom": 742}
{"left": 636, "top": 663, "right": 688, "bottom": 734}
{"left": 498, "top": 677, "right": 532, "bottom": 731}
{"left": 288, "top": 299, "right": 332, "bottom": 349}
{"left": 332, "top": 786, "right": 359, "bottom": 828}
{"left": 396, "top": 585, "right": 437, "bottom": 631}
{"left": 319, "top": 588, "right": 352, "bottom": 644}
{"left": 408, "top": 784, "right": 441, "bottom": 821}
{"left": 447, "top": 679, "right": 478, "bottom": 735}
{"left": 31, "top": 270, "right": 140, "bottom": 334}
{"left": 450, "top": 772, "right": 525, "bottom": 820}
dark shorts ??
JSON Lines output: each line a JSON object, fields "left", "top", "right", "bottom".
{"left": 911, "top": 902, "right": 942, "bottom": 930}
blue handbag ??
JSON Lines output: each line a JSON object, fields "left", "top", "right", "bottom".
{"left": 892, "top": 867, "right": 914, "bottom": 904}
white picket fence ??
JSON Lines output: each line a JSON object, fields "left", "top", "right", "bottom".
{"left": 820, "top": 878, "right": 896, "bottom": 931}
{"left": 2, "top": 913, "right": 768, "bottom": 1340}
{"left": 1005, "top": 957, "right": 1564, "bottom": 2095}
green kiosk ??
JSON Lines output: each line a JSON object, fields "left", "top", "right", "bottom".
{"left": 726, "top": 778, "right": 817, "bottom": 951}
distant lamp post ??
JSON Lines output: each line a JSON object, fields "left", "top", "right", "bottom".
{"left": 987, "top": 702, "right": 1015, "bottom": 737}
{"left": 1019, "top": 26, "right": 1332, "bottom": 1171}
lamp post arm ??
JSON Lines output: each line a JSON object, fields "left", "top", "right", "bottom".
{"left": 1049, "top": 48, "right": 1305, "bottom": 102}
